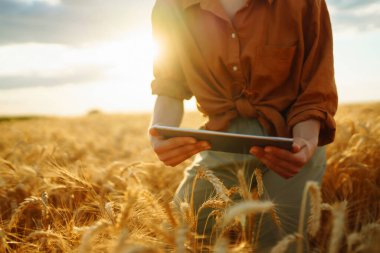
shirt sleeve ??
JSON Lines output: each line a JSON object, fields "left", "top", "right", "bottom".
{"left": 287, "top": 0, "right": 338, "bottom": 146}
{"left": 150, "top": 1, "right": 193, "bottom": 100}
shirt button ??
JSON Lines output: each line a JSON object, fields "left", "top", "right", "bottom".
{"left": 231, "top": 33, "right": 236, "bottom": 39}
{"left": 232, "top": 65, "right": 238, "bottom": 72}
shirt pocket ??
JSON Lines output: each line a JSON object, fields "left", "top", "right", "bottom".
{"left": 253, "top": 45, "right": 297, "bottom": 88}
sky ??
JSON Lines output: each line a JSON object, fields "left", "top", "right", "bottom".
{"left": 0, "top": 0, "right": 379, "bottom": 116}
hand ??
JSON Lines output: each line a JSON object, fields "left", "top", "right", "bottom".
{"left": 249, "top": 137, "right": 318, "bottom": 179}
{"left": 149, "top": 128, "right": 211, "bottom": 167}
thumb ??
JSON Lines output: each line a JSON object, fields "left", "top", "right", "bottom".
{"left": 292, "top": 138, "right": 305, "bottom": 153}
{"left": 149, "top": 127, "right": 160, "bottom": 137}
{"left": 292, "top": 143, "right": 301, "bottom": 153}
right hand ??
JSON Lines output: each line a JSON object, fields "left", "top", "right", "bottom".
{"left": 149, "top": 128, "right": 211, "bottom": 167}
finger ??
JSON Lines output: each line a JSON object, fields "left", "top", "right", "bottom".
{"left": 159, "top": 141, "right": 210, "bottom": 161}
{"left": 292, "top": 143, "right": 301, "bottom": 153}
{"left": 154, "top": 137, "right": 198, "bottom": 153}
{"left": 149, "top": 127, "right": 159, "bottom": 137}
{"left": 163, "top": 145, "right": 210, "bottom": 166}
{"left": 260, "top": 157, "right": 292, "bottom": 179}
{"left": 292, "top": 139, "right": 307, "bottom": 153}
{"left": 262, "top": 153, "right": 301, "bottom": 175}
{"left": 263, "top": 146, "right": 305, "bottom": 166}
{"left": 250, "top": 146, "right": 265, "bottom": 158}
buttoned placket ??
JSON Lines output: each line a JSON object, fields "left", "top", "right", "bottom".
{"left": 227, "top": 22, "right": 255, "bottom": 103}
{"left": 227, "top": 25, "right": 245, "bottom": 86}
{"left": 198, "top": 0, "right": 256, "bottom": 99}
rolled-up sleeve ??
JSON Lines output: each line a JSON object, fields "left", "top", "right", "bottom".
{"left": 151, "top": 1, "right": 193, "bottom": 100}
{"left": 287, "top": 0, "right": 338, "bottom": 146}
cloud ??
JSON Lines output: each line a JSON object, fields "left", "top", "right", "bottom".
{"left": 0, "top": 0, "right": 378, "bottom": 46}
{"left": 14, "top": 0, "right": 61, "bottom": 6}
{"left": 328, "top": 0, "right": 379, "bottom": 9}
{"left": 0, "top": 0, "right": 154, "bottom": 45}
{"left": 0, "top": 65, "right": 105, "bottom": 89}
{"left": 327, "top": 0, "right": 380, "bottom": 32}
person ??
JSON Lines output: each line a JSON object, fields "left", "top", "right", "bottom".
{"left": 148, "top": 0, "right": 338, "bottom": 251}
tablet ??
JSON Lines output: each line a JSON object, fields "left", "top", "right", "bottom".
{"left": 151, "top": 125, "right": 293, "bottom": 154}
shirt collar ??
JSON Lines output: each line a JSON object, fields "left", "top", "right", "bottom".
{"left": 181, "top": 0, "right": 275, "bottom": 10}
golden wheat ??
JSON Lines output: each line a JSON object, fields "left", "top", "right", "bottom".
{"left": 270, "top": 234, "right": 297, "bottom": 253}
{"left": 197, "top": 168, "right": 231, "bottom": 203}
{"left": 328, "top": 202, "right": 347, "bottom": 253}
{"left": 0, "top": 104, "right": 379, "bottom": 252}
{"left": 222, "top": 200, "right": 274, "bottom": 227}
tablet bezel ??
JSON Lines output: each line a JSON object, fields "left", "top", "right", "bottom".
{"left": 151, "top": 125, "right": 293, "bottom": 154}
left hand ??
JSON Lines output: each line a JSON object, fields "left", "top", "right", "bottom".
{"left": 250, "top": 137, "right": 318, "bottom": 179}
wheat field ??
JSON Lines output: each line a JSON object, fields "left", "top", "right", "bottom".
{"left": 0, "top": 103, "right": 379, "bottom": 253}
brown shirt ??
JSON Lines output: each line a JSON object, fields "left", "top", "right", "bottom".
{"left": 151, "top": 0, "right": 338, "bottom": 145}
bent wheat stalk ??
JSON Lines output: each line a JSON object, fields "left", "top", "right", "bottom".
{"left": 270, "top": 234, "right": 297, "bottom": 253}
{"left": 78, "top": 219, "right": 110, "bottom": 253}
{"left": 328, "top": 202, "right": 347, "bottom": 253}
{"left": 297, "top": 181, "right": 322, "bottom": 253}
{"left": 254, "top": 168, "right": 264, "bottom": 197}
{"left": 222, "top": 200, "right": 274, "bottom": 227}
{"left": 197, "top": 168, "right": 231, "bottom": 203}
{"left": 237, "top": 169, "right": 250, "bottom": 200}
{"left": 307, "top": 182, "right": 322, "bottom": 237}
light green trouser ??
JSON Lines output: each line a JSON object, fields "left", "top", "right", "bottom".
{"left": 174, "top": 118, "right": 326, "bottom": 252}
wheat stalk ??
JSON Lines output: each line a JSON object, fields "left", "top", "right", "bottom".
{"left": 213, "top": 237, "right": 229, "bottom": 253}
{"left": 8, "top": 196, "right": 43, "bottom": 230}
{"left": 254, "top": 168, "right": 264, "bottom": 197}
{"left": 180, "top": 202, "right": 194, "bottom": 227}
{"left": 116, "top": 191, "right": 137, "bottom": 229}
{"left": 113, "top": 228, "right": 129, "bottom": 253}
{"left": 321, "top": 203, "right": 332, "bottom": 211}
{"left": 270, "top": 207, "right": 282, "bottom": 230}
{"left": 197, "top": 168, "right": 231, "bottom": 203}
{"left": 328, "top": 202, "right": 347, "bottom": 253}
{"left": 237, "top": 169, "right": 250, "bottom": 200}
{"left": 78, "top": 219, "right": 110, "bottom": 253}
{"left": 25, "top": 229, "right": 67, "bottom": 252}
{"left": 227, "top": 186, "right": 240, "bottom": 198}
{"left": 347, "top": 232, "right": 361, "bottom": 253}
{"left": 105, "top": 202, "right": 116, "bottom": 224}
{"left": 163, "top": 201, "right": 178, "bottom": 229}
{"left": 307, "top": 182, "right": 322, "bottom": 237}
{"left": 270, "top": 234, "right": 297, "bottom": 253}
{"left": 0, "top": 158, "right": 16, "bottom": 171}
{"left": 297, "top": 181, "right": 322, "bottom": 253}
{"left": 175, "top": 223, "right": 187, "bottom": 253}
{"left": 222, "top": 200, "right": 274, "bottom": 227}
{"left": 26, "top": 229, "right": 62, "bottom": 241}
{"left": 0, "top": 228, "right": 6, "bottom": 253}
{"left": 346, "top": 222, "right": 380, "bottom": 253}
{"left": 199, "top": 199, "right": 228, "bottom": 211}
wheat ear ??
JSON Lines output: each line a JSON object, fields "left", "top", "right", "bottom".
{"left": 270, "top": 207, "right": 282, "bottom": 230}
{"left": 175, "top": 223, "right": 187, "bottom": 253}
{"left": 237, "top": 169, "right": 250, "bottom": 200}
{"left": 213, "top": 237, "right": 229, "bottom": 253}
{"left": 197, "top": 168, "right": 230, "bottom": 203}
{"left": 254, "top": 168, "right": 264, "bottom": 197}
{"left": 78, "top": 219, "right": 110, "bottom": 253}
{"left": 297, "top": 181, "right": 322, "bottom": 253}
{"left": 328, "top": 202, "right": 347, "bottom": 253}
{"left": 8, "top": 196, "right": 43, "bottom": 229}
{"left": 307, "top": 182, "right": 322, "bottom": 237}
{"left": 199, "top": 199, "right": 228, "bottom": 211}
{"left": 113, "top": 228, "right": 129, "bottom": 253}
{"left": 347, "top": 232, "right": 361, "bottom": 253}
{"left": 0, "top": 228, "right": 6, "bottom": 252}
{"left": 270, "top": 234, "right": 297, "bottom": 253}
{"left": 222, "top": 200, "right": 274, "bottom": 227}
